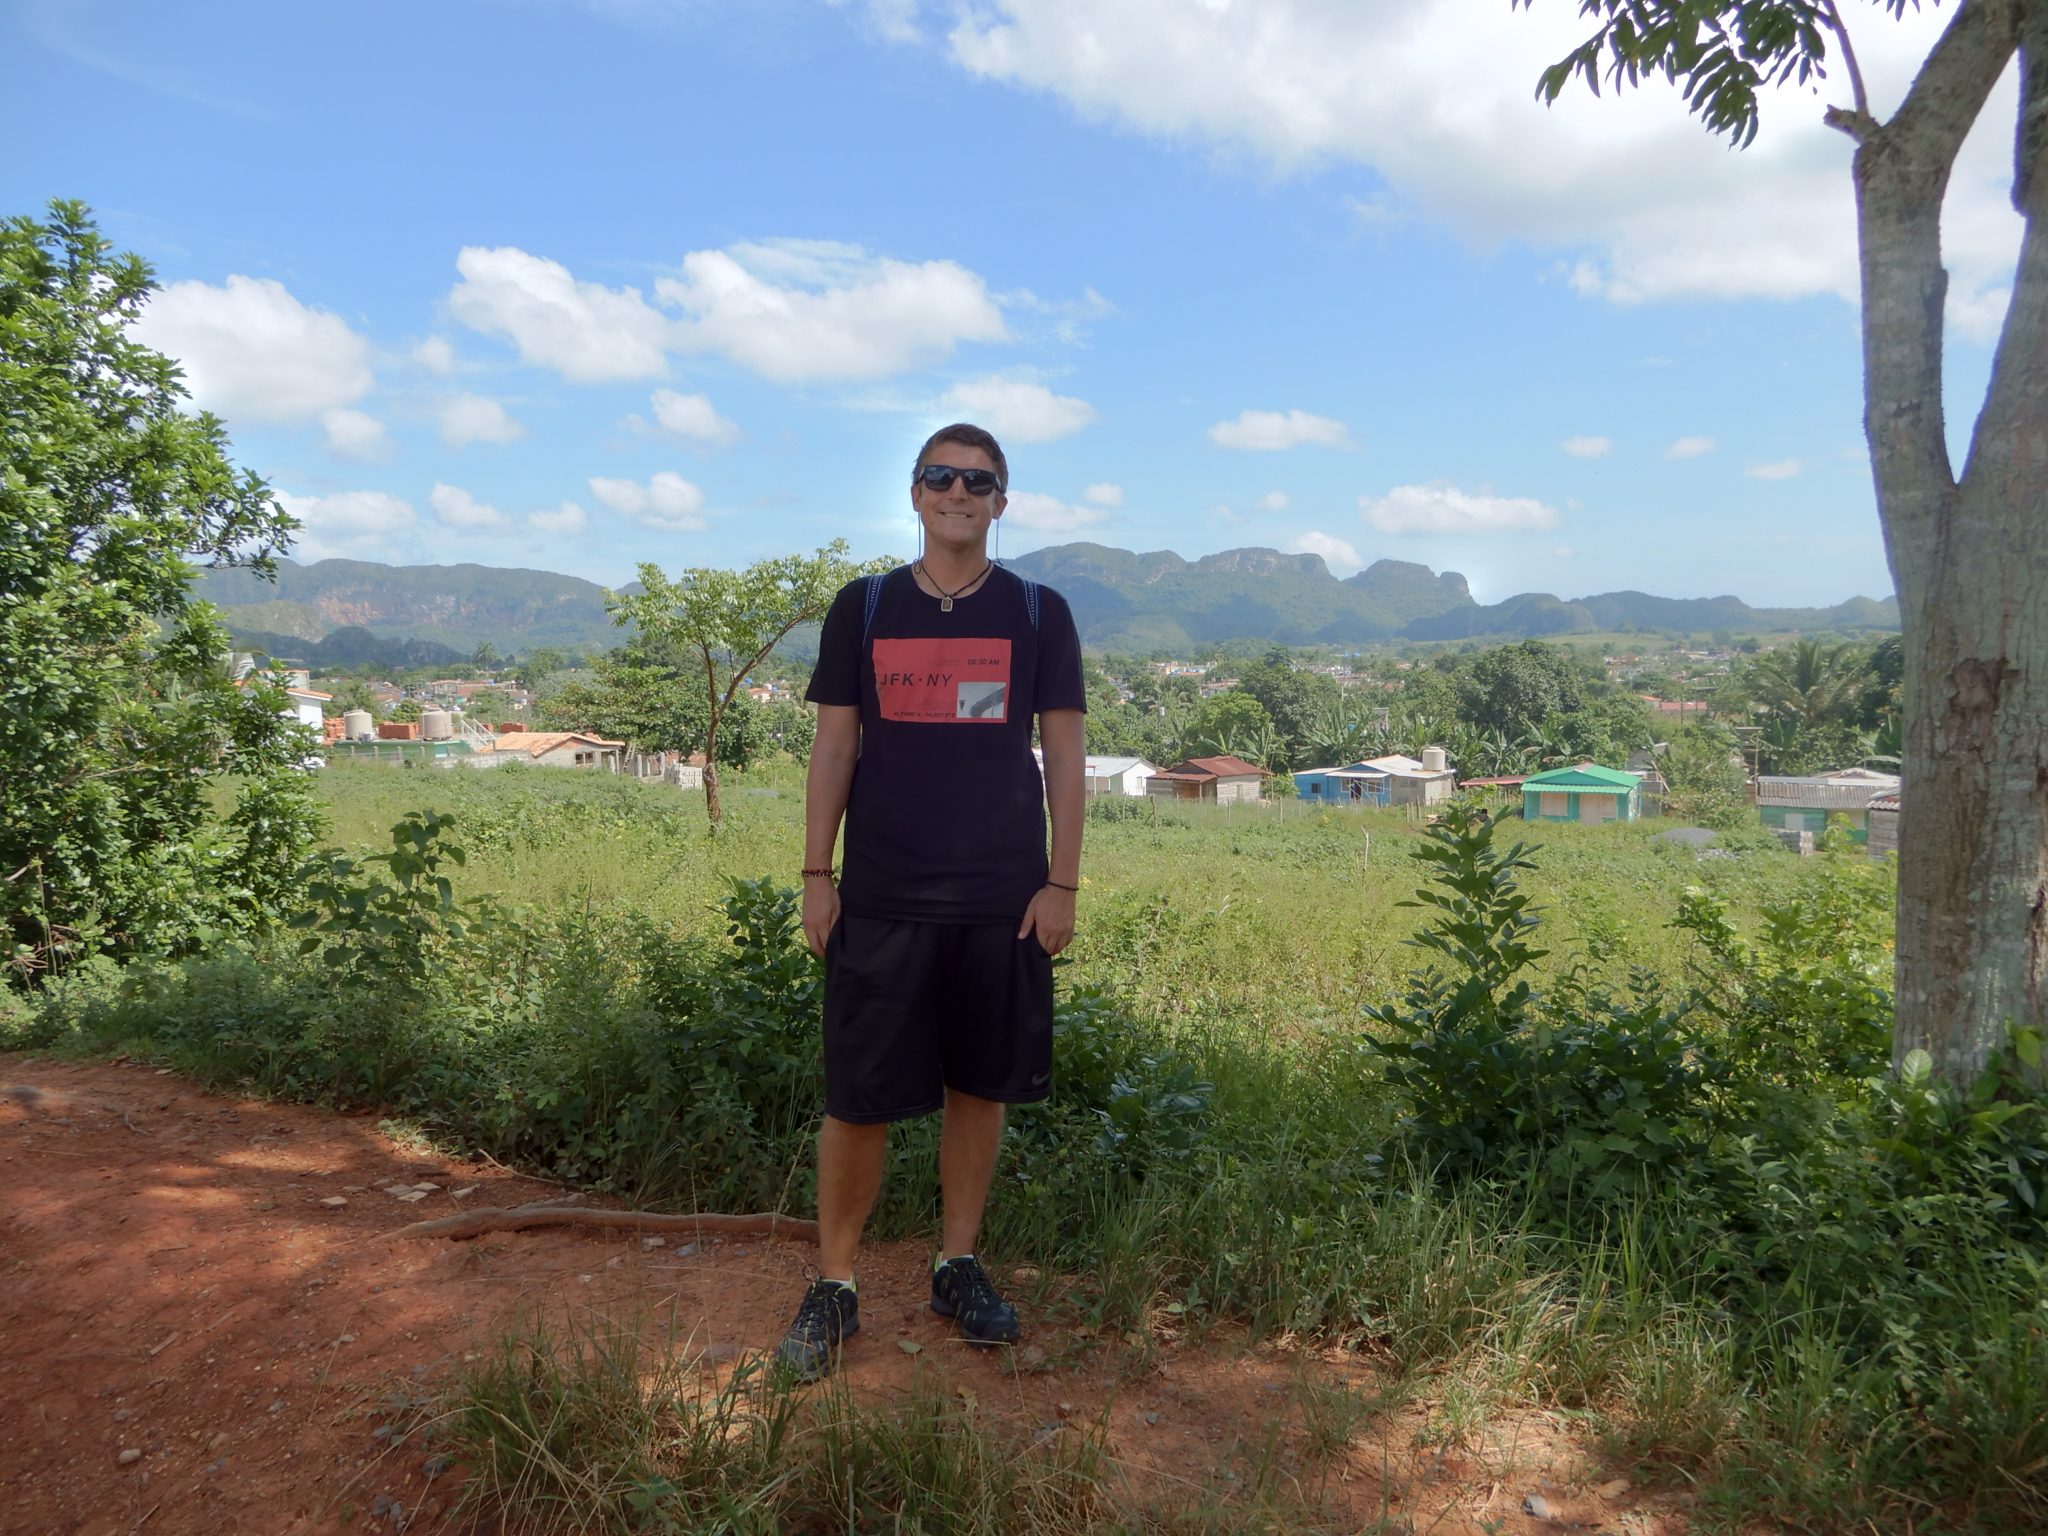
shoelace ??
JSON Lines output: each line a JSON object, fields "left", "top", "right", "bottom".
{"left": 794, "top": 1282, "right": 844, "bottom": 1331}
{"left": 949, "top": 1261, "right": 1002, "bottom": 1314}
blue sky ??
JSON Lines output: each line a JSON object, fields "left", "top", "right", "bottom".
{"left": 4, "top": 0, "right": 2022, "bottom": 607}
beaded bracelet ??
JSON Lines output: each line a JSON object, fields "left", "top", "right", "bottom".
{"left": 1044, "top": 879, "right": 1079, "bottom": 893}
{"left": 801, "top": 867, "right": 835, "bottom": 879}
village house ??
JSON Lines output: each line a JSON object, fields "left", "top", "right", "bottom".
{"left": 1295, "top": 763, "right": 1393, "bottom": 806}
{"left": 1753, "top": 766, "right": 1901, "bottom": 845}
{"left": 1521, "top": 762, "right": 1646, "bottom": 824}
{"left": 1295, "top": 749, "right": 1459, "bottom": 808}
{"left": 1083, "top": 755, "right": 1157, "bottom": 797}
{"left": 1361, "top": 752, "right": 1459, "bottom": 807}
{"left": 1146, "top": 755, "right": 1268, "bottom": 804}
{"left": 472, "top": 730, "right": 628, "bottom": 771}
{"left": 1866, "top": 789, "right": 1901, "bottom": 858}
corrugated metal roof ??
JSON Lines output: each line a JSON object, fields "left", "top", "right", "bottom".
{"left": 1755, "top": 769, "right": 1899, "bottom": 809}
{"left": 1523, "top": 762, "right": 1640, "bottom": 789}
{"left": 1172, "top": 755, "right": 1268, "bottom": 778}
{"left": 1360, "top": 755, "right": 1455, "bottom": 779}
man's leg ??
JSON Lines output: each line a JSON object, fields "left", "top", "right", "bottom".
{"left": 817, "top": 1113, "right": 890, "bottom": 1278}
{"left": 938, "top": 1088, "right": 1006, "bottom": 1258}
{"left": 776, "top": 1115, "right": 887, "bottom": 1383}
{"left": 930, "top": 1088, "right": 1020, "bottom": 1345}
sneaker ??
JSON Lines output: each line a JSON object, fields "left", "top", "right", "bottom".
{"left": 774, "top": 1277, "right": 859, "bottom": 1383}
{"left": 929, "top": 1255, "right": 1019, "bottom": 1346}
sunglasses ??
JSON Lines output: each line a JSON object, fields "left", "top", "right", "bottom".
{"left": 918, "top": 463, "right": 1003, "bottom": 496}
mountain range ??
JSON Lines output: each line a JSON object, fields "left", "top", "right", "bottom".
{"left": 1003, "top": 544, "right": 1897, "bottom": 650}
{"left": 194, "top": 547, "right": 1898, "bottom": 667}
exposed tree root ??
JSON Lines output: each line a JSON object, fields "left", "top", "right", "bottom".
{"left": 387, "top": 1201, "right": 819, "bottom": 1243}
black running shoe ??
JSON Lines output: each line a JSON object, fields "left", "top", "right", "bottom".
{"left": 929, "top": 1256, "right": 1019, "bottom": 1345}
{"left": 774, "top": 1277, "right": 859, "bottom": 1382}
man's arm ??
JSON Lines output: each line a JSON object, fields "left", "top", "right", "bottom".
{"left": 1019, "top": 707, "right": 1085, "bottom": 955}
{"left": 802, "top": 704, "right": 860, "bottom": 957}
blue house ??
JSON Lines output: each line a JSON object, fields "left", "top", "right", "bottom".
{"left": 1295, "top": 763, "right": 1392, "bottom": 806}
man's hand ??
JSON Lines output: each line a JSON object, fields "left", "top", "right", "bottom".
{"left": 802, "top": 878, "right": 841, "bottom": 958}
{"left": 1018, "top": 884, "right": 1076, "bottom": 956}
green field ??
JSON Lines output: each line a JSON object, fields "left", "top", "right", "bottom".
{"left": 304, "top": 758, "right": 1805, "bottom": 1032}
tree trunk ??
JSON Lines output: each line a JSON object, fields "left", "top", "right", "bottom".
{"left": 703, "top": 717, "right": 724, "bottom": 827}
{"left": 1856, "top": 0, "right": 2048, "bottom": 1081}
{"left": 1892, "top": 482, "right": 2048, "bottom": 1081}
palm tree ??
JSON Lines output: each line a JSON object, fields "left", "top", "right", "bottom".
{"left": 1743, "top": 639, "right": 1864, "bottom": 730}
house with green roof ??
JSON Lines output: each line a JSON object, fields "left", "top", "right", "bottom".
{"left": 1521, "top": 762, "right": 1644, "bottom": 825}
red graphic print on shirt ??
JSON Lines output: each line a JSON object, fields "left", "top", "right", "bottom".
{"left": 872, "top": 637, "right": 1013, "bottom": 723}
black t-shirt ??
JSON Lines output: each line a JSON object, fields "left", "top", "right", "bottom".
{"left": 805, "top": 565, "right": 1086, "bottom": 923}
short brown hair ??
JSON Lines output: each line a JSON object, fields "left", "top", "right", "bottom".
{"left": 914, "top": 423, "right": 1008, "bottom": 492}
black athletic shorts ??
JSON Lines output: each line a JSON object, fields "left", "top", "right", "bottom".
{"left": 821, "top": 915, "right": 1055, "bottom": 1124}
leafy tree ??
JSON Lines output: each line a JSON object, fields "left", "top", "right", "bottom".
{"left": 1180, "top": 691, "right": 1277, "bottom": 763}
{"left": 2, "top": 202, "right": 311, "bottom": 975}
{"left": 1517, "top": 0, "right": 2048, "bottom": 1081}
{"left": 1233, "top": 648, "right": 1342, "bottom": 761}
{"left": 518, "top": 645, "right": 567, "bottom": 693}
{"left": 1659, "top": 722, "right": 1753, "bottom": 829}
{"left": 471, "top": 641, "right": 500, "bottom": 672}
{"left": 607, "top": 543, "right": 888, "bottom": 825}
{"left": 1459, "top": 640, "right": 1585, "bottom": 740}
{"left": 535, "top": 645, "right": 701, "bottom": 752}
{"left": 327, "top": 679, "right": 381, "bottom": 718}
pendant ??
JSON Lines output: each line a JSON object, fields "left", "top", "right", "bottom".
{"left": 940, "top": 596, "right": 954, "bottom": 612}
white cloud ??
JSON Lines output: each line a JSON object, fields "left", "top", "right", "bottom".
{"left": 942, "top": 377, "right": 1097, "bottom": 442}
{"left": 449, "top": 246, "right": 669, "bottom": 382}
{"left": 1746, "top": 459, "right": 1803, "bottom": 480}
{"left": 137, "top": 275, "right": 372, "bottom": 424}
{"left": 588, "top": 471, "right": 707, "bottom": 532}
{"left": 1257, "top": 490, "right": 1291, "bottom": 513}
{"left": 943, "top": 1, "right": 2020, "bottom": 318}
{"left": 429, "top": 482, "right": 511, "bottom": 529}
{"left": 1561, "top": 435, "right": 1613, "bottom": 458}
{"left": 321, "top": 408, "right": 389, "bottom": 461}
{"left": 413, "top": 335, "right": 457, "bottom": 375}
{"left": 1360, "top": 482, "right": 1560, "bottom": 535}
{"left": 278, "top": 489, "right": 414, "bottom": 562}
{"left": 1003, "top": 491, "right": 1110, "bottom": 533}
{"left": 1285, "top": 530, "right": 1362, "bottom": 573}
{"left": 527, "top": 501, "right": 588, "bottom": 536}
{"left": 1082, "top": 482, "right": 1124, "bottom": 508}
{"left": 649, "top": 388, "right": 742, "bottom": 446}
{"left": 656, "top": 239, "right": 1007, "bottom": 382}
{"left": 1665, "top": 435, "right": 1718, "bottom": 459}
{"left": 438, "top": 393, "right": 526, "bottom": 447}
{"left": 1207, "top": 408, "right": 1352, "bottom": 452}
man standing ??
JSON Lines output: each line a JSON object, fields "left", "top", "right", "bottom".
{"left": 780, "top": 423, "right": 1086, "bottom": 1381}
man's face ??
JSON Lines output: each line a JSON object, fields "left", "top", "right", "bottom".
{"left": 912, "top": 443, "right": 1006, "bottom": 556}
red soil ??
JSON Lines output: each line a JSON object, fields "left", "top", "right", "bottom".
{"left": 1, "top": 1057, "right": 1690, "bottom": 1535}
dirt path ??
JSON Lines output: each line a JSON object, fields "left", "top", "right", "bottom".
{"left": 2, "top": 1057, "right": 1689, "bottom": 1535}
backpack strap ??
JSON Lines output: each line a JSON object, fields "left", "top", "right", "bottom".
{"left": 1019, "top": 575, "right": 1040, "bottom": 631}
{"left": 861, "top": 570, "right": 890, "bottom": 640}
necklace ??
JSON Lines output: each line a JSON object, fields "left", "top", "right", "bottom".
{"left": 917, "top": 559, "right": 992, "bottom": 612}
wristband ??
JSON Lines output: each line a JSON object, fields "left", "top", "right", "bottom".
{"left": 801, "top": 867, "right": 835, "bottom": 879}
{"left": 1045, "top": 879, "right": 1079, "bottom": 893}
